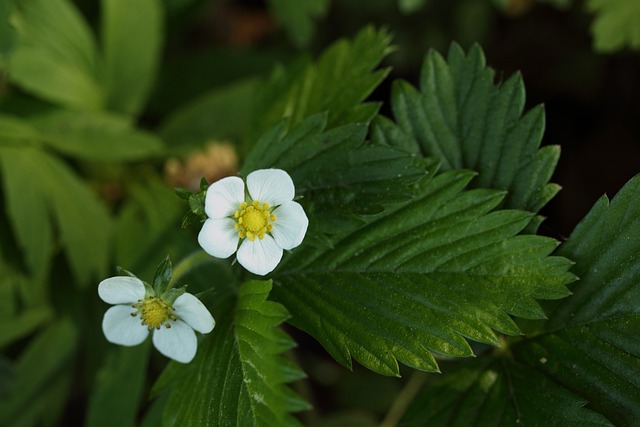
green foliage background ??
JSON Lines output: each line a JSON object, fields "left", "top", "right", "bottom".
{"left": 1, "top": 0, "right": 639, "bottom": 426}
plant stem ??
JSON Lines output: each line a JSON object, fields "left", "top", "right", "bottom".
{"left": 167, "top": 250, "right": 214, "bottom": 290}
{"left": 379, "top": 371, "right": 429, "bottom": 427}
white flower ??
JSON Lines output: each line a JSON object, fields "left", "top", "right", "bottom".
{"left": 198, "top": 168, "right": 308, "bottom": 276}
{"left": 98, "top": 276, "right": 215, "bottom": 363}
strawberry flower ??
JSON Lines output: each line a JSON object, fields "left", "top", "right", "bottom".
{"left": 198, "top": 168, "right": 308, "bottom": 276}
{"left": 98, "top": 276, "right": 215, "bottom": 363}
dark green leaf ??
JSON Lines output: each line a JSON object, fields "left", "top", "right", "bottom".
{"left": 101, "top": 0, "right": 163, "bottom": 115}
{"left": 401, "top": 358, "right": 611, "bottom": 426}
{"left": 513, "top": 174, "right": 640, "bottom": 425}
{"left": 156, "top": 280, "right": 310, "bottom": 426}
{"left": 251, "top": 26, "right": 392, "bottom": 139}
{"left": 0, "top": 0, "right": 16, "bottom": 59}
{"left": 272, "top": 164, "right": 574, "bottom": 376}
{"left": 242, "top": 114, "right": 430, "bottom": 240}
{"left": 383, "top": 44, "right": 559, "bottom": 215}
{"left": 160, "top": 79, "right": 259, "bottom": 152}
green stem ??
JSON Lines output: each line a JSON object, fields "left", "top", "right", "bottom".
{"left": 166, "top": 250, "right": 214, "bottom": 290}
{"left": 379, "top": 371, "right": 429, "bottom": 427}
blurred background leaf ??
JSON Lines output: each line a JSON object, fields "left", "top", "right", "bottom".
{"left": 587, "top": 0, "right": 640, "bottom": 52}
{"left": 101, "top": 0, "right": 163, "bottom": 116}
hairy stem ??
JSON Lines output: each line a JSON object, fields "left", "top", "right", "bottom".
{"left": 168, "top": 250, "right": 214, "bottom": 289}
{"left": 380, "top": 371, "right": 429, "bottom": 427}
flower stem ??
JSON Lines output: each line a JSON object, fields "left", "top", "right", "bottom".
{"left": 167, "top": 250, "right": 214, "bottom": 290}
{"left": 379, "top": 371, "right": 428, "bottom": 427}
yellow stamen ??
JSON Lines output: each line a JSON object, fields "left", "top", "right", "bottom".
{"left": 137, "top": 296, "right": 174, "bottom": 331}
{"left": 234, "top": 200, "right": 276, "bottom": 241}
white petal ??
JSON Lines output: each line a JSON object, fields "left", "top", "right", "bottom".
{"left": 198, "top": 218, "right": 239, "bottom": 259}
{"left": 236, "top": 235, "right": 283, "bottom": 276}
{"left": 246, "top": 169, "right": 295, "bottom": 206}
{"left": 102, "top": 305, "right": 149, "bottom": 346}
{"left": 271, "top": 201, "right": 309, "bottom": 250}
{"left": 204, "top": 176, "right": 244, "bottom": 219}
{"left": 174, "top": 293, "right": 215, "bottom": 334}
{"left": 152, "top": 320, "right": 197, "bottom": 363}
{"left": 98, "top": 276, "right": 146, "bottom": 304}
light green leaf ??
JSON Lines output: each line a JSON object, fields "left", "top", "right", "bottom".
{"left": 401, "top": 358, "right": 611, "bottom": 426}
{"left": 0, "top": 145, "right": 111, "bottom": 284}
{"left": 272, "top": 163, "right": 574, "bottom": 376}
{"left": 0, "top": 319, "right": 77, "bottom": 427}
{"left": 9, "top": 0, "right": 103, "bottom": 110}
{"left": 512, "top": 174, "right": 640, "bottom": 425}
{"left": 383, "top": 44, "right": 560, "bottom": 215}
{"left": 156, "top": 281, "right": 310, "bottom": 426}
{"left": 29, "top": 110, "right": 163, "bottom": 161}
{"left": 101, "top": 0, "right": 163, "bottom": 115}
{"left": 86, "top": 344, "right": 151, "bottom": 427}
{"left": 587, "top": 0, "right": 640, "bottom": 52}
{"left": 251, "top": 26, "right": 392, "bottom": 139}
{"left": 266, "top": 0, "right": 329, "bottom": 47}
{"left": 0, "top": 145, "right": 54, "bottom": 279}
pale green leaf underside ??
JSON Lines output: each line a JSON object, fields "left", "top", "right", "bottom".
{"left": 382, "top": 43, "right": 560, "bottom": 215}
{"left": 158, "top": 281, "right": 309, "bottom": 427}
{"left": 101, "top": 0, "right": 163, "bottom": 115}
{"left": 273, "top": 167, "right": 574, "bottom": 376}
{"left": 401, "top": 358, "right": 611, "bottom": 426}
{"left": 10, "top": 0, "right": 103, "bottom": 110}
{"left": 587, "top": 0, "right": 640, "bottom": 52}
{"left": 513, "top": 174, "right": 640, "bottom": 425}
{"left": 0, "top": 145, "right": 111, "bottom": 283}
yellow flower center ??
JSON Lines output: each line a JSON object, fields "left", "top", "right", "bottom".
{"left": 132, "top": 296, "right": 176, "bottom": 330}
{"left": 234, "top": 201, "right": 276, "bottom": 241}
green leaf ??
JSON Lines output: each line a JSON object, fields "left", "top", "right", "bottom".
{"left": 272, "top": 164, "right": 574, "bottom": 376}
{"left": 251, "top": 26, "right": 393, "bottom": 139}
{"left": 9, "top": 0, "right": 104, "bottom": 110}
{"left": 266, "top": 0, "right": 329, "bottom": 47}
{"left": 156, "top": 280, "right": 310, "bottom": 426}
{"left": 0, "top": 145, "right": 111, "bottom": 284}
{"left": 0, "top": 319, "right": 77, "bottom": 427}
{"left": 29, "top": 110, "right": 163, "bottom": 161}
{"left": 587, "top": 0, "right": 640, "bottom": 52}
{"left": 512, "top": 174, "right": 640, "bottom": 425}
{"left": 86, "top": 344, "right": 151, "bottom": 427}
{"left": 383, "top": 43, "right": 560, "bottom": 215}
{"left": 101, "top": 0, "right": 163, "bottom": 115}
{"left": 401, "top": 358, "right": 611, "bottom": 426}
